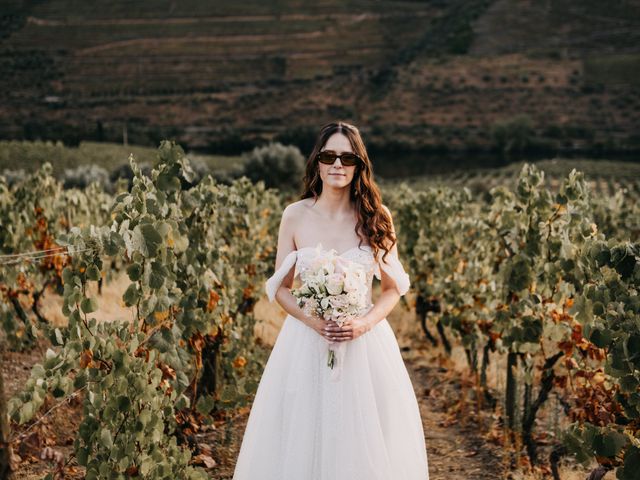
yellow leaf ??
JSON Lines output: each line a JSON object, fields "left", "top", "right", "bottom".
{"left": 233, "top": 356, "right": 247, "bottom": 368}
{"left": 154, "top": 310, "right": 170, "bottom": 322}
{"left": 209, "top": 324, "right": 219, "bottom": 338}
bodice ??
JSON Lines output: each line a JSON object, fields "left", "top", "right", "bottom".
{"left": 264, "top": 242, "right": 411, "bottom": 303}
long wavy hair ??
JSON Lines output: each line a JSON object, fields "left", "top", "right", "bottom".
{"left": 299, "top": 121, "right": 396, "bottom": 263}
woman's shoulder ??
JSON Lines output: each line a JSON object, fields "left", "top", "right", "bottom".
{"left": 278, "top": 199, "right": 309, "bottom": 227}
{"left": 283, "top": 198, "right": 314, "bottom": 217}
{"left": 380, "top": 203, "right": 393, "bottom": 220}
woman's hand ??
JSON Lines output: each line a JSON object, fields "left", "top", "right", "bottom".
{"left": 307, "top": 315, "right": 331, "bottom": 339}
{"left": 323, "top": 317, "right": 371, "bottom": 342}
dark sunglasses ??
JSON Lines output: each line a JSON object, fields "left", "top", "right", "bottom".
{"left": 316, "top": 150, "right": 362, "bottom": 167}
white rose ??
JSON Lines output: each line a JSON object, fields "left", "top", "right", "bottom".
{"left": 326, "top": 273, "right": 344, "bottom": 295}
{"left": 329, "top": 294, "right": 349, "bottom": 309}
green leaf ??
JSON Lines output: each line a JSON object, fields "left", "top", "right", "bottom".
{"left": 140, "top": 295, "right": 158, "bottom": 318}
{"left": 123, "top": 283, "right": 141, "bottom": 307}
{"left": 157, "top": 170, "right": 181, "bottom": 192}
{"left": 180, "top": 158, "right": 197, "bottom": 183}
{"left": 592, "top": 301, "right": 605, "bottom": 316}
{"left": 521, "top": 316, "right": 542, "bottom": 343}
{"left": 195, "top": 394, "right": 215, "bottom": 415}
{"left": 76, "top": 447, "right": 89, "bottom": 466}
{"left": 54, "top": 328, "right": 64, "bottom": 345}
{"left": 220, "top": 385, "right": 238, "bottom": 404}
{"left": 74, "top": 371, "right": 87, "bottom": 389}
{"left": 52, "top": 384, "right": 65, "bottom": 398}
{"left": 139, "top": 223, "right": 163, "bottom": 257}
{"left": 589, "top": 328, "right": 612, "bottom": 348}
{"left": 140, "top": 458, "right": 154, "bottom": 475}
{"left": 175, "top": 394, "right": 191, "bottom": 410}
{"left": 619, "top": 446, "right": 640, "bottom": 480}
{"left": 62, "top": 267, "right": 74, "bottom": 285}
{"left": 19, "top": 401, "right": 34, "bottom": 424}
{"left": 618, "top": 375, "right": 638, "bottom": 394}
{"left": 149, "top": 261, "right": 166, "bottom": 289}
{"left": 139, "top": 410, "right": 151, "bottom": 427}
{"left": 105, "top": 231, "right": 123, "bottom": 256}
{"left": 86, "top": 264, "right": 101, "bottom": 281}
{"left": 126, "top": 263, "right": 143, "bottom": 282}
{"left": 244, "top": 379, "right": 258, "bottom": 394}
{"left": 594, "top": 430, "right": 627, "bottom": 457}
{"left": 81, "top": 297, "right": 98, "bottom": 314}
{"left": 99, "top": 463, "right": 111, "bottom": 477}
{"left": 117, "top": 395, "right": 131, "bottom": 412}
{"left": 100, "top": 428, "right": 113, "bottom": 449}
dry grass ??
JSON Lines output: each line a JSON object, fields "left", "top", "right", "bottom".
{"left": 38, "top": 270, "right": 137, "bottom": 328}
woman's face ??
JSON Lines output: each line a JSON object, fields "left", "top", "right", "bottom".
{"left": 318, "top": 132, "right": 357, "bottom": 189}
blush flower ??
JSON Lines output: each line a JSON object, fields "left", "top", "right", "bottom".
{"left": 291, "top": 247, "right": 369, "bottom": 369}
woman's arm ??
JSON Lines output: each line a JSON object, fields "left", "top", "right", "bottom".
{"left": 271, "top": 205, "right": 325, "bottom": 332}
{"left": 361, "top": 205, "right": 402, "bottom": 331}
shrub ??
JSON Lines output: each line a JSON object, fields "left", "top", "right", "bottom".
{"left": 490, "top": 114, "right": 535, "bottom": 155}
{"left": 0, "top": 168, "right": 27, "bottom": 187}
{"left": 62, "top": 164, "right": 111, "bottom": 191}
{"left": 239, "top": 142, "right": 305, "bottom": 191}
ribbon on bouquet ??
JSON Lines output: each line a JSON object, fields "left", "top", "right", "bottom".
{"left": 327, "top": 340, "right": 347, "bottom": 382}
{"left": 323, "top": 303, "right": 375, "bottom": 383}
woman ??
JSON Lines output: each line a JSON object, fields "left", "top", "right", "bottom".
{"left": 232, "top": 121, "right": 430, "bottom": 479}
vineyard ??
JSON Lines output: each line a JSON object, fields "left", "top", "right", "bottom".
{"left": 1, "top": 143, "right": 639, "bottom": 479}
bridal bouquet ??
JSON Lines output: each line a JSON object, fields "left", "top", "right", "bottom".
{"left": 291, "top": 246, "right": 368, "bottom": 369}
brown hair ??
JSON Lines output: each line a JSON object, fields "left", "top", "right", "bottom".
{"left": 299, "top": 121, "right": 396, "bottom": 263}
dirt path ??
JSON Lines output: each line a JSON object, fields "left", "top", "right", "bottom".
{"left": 408, "top": 355, "right": 506, "bottom": 479}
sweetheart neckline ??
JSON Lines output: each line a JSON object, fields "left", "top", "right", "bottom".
{"left": 296, "top": 244, "right": 373, "bottom": 258}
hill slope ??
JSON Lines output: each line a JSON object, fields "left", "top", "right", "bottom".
{"left": 0, "top": 0, "right": 639, "bottom": 155}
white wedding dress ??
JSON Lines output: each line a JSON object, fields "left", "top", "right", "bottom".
{"left": 232, "top": 243, "right": 429, "bottom": 480}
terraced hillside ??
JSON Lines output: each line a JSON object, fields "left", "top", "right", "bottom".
{"left": 1, "top": 0, "right": 639, "bottom": 156}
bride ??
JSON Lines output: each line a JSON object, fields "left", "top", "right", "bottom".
{"left": 232, "top": 121, "right": 430, "bottom": 479}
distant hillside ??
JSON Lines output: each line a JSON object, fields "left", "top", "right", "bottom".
{"left": 471, "top": 0, "right": 640, "bottom": 57}
{"left": 0, "top": 0, "right": 639, "bottom": 157}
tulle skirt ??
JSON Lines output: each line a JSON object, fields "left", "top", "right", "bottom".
{"left": 232, "top": 314, "right": 430, "bottom": 480}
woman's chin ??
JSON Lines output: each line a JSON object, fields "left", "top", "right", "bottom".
{"left": 325, "top": 177, "right": 350, "bottom": 188}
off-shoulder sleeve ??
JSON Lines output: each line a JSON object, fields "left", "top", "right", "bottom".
{"left": 265, "top": 250, "right": 298, "bottom": 302}
{"left": 373, "top": 251, "right": 411, "bottom": 296}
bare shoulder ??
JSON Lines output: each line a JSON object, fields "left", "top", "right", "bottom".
{"left": 279, "top": 199, "right": 311, "bottom": 230}
{"left": 380, "top": 203, "right": 397, "bottom": 236}
{"left": 380, "top": 203, "right": 393, "bottom": 222}
{"left": 282, "top": 199, "right": 310, "bottom": 220}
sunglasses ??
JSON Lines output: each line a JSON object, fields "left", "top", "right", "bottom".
{"left": 316, "top": 150, "right": 363, "bottom": 167}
